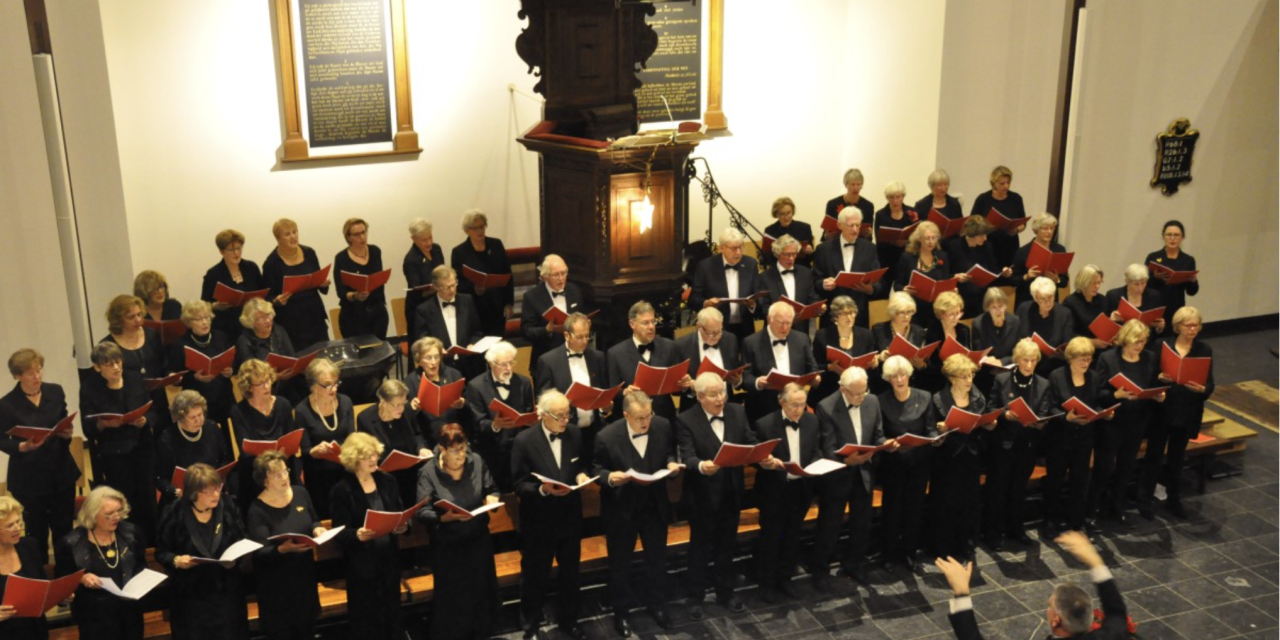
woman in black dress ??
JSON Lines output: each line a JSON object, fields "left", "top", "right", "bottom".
{"left": 229, "top": 359, "right": 299, "bottom": 513}
{"left": 971, "top": 288, "right": 1022, "bottom": 368}
{"left": 1090, "top": 320, "right": 1164, "bottom": 528}
{"left": 234, "top": 299, "right": 305, "bottom": 402}
{"left": 155, "top": 390, "right": 234, "bottom": 515}
{"left": 873, "top": 181, "right": 919, "bottom": 285}
{"left": 203, "top": 229, "right": 267, "bottom": 340}
{"left": 1105, "top": 264, "right": 1167, "bottom": 339}
{"left": 330, "top": 432, "right": 406, "bottom": 640}
{"left": 813, "top": 296, "right": 878, "bottom": 403}
{"left": 404, "top": 218, "right": 446, "bottom": 338}
{"left": 1016, "top": 277, "right": 1074, "bottom": 378}
{"left": 0, "top": 496, "right": 50, "bottom": 640}
{"left": 450, "top": 209, "right": 514, "bottom": 338}
{"left": 928, "top": 355, "right": 987, "bottom": 560}
{"left": 1142, "top": 307, "right": 1214, "bottom": 520}
{"left": 101, "top": 294, "right": 172, "bottom": 432}
{"left": 968, "top": 165, "right": 1026, "bottom": 270}
{"left": 981, "top": 339, "right": 1052, "bottom": 549}
{"left": 406, "top": 337, "right": 468, "bottom": 446}
{"left": 296, "top": 358, "right": 355, "bottom": 519}
{"left": 262, "top": 218, "right": 330, "bottom": 352}
{"left": 919, "top": 291, "right": 971, "bottom": 393}
{"left": 57, "top": 486, "right": 147, "bottom": 640}
{"left": 1145, "top": 220, "right": 1199, "bottom": 325}
{"left": 824, "top": 168, "right": 875, "bottom": 242}
{"left": 246, "top": 451, "right": 328, "bottom": 640}
{"left": 762, "top": 197, "right": 814, "bottom": 268}
{"left": 134, "top": 270, "right": 182, "bottom": 325}
{"left": 944, "top": 216, "right": 1011, "bottom": 319}
{"left": 359, "top": 379, "right": 431, "bottom": 507}
{"left": 155, "top": 464, "right": 250, "bottom": 640}
{"left": 1010, "top": 212, "right": 1070, "bottom": 305}
{"left": 415, "top": 424, "right": 502, "bottom": 640}
{"left": 1061, "top": 264, "right": 1112, "bottom": 352}
{"left": 876, "top": 356, "right": 935, "bottom": 571}
{"left": 893, "top": 221, "right": 952, "bottom": 331}
{"left": 872, "top": 292, "right": 930, "bottom": 390}
{"left": 80, "top": 343, "right": 157, "bottom": 542}
{"left": 0, "top": 349, "right": 78, "bottom": 566}
{"left": 172, "top": 300, "right": 235, "bottom": 430}
{"left": 1044, "top": 338, "right": 1108, "bottom": 535}
{"left": 913, "top": 169, "right": 963, "bottom": 238}
{"left": 334, "top": 217, "right": 389, "bottom": 340}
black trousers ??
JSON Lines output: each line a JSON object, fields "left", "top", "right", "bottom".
{"left": 520, "top": 531, "right": 582, "bottom": 631}
{"left": 1142, "top": 420, "right": 1193, "bottom": 502}
{"left": 10, "top": 478, "right": 76, "bottom": 566}
{"left": 686, "top": 490, "right": 741, "bottom": 600}
{"left": 879, "top": 454, "right": 931, "bottom": 560}
{"left": 754, "top": 476, "right": 813, "bottom": 587}
{"left": 604, "top": 506, "right": 669, "bottom": 612}
{"left": 929, "top": 451, "right": 981, "bottom": 558}
{"left": 93, "top": 446, "right": 157, "bottom": 545}
{"left": 812, "top": 469, "right": 873, "bottom": 572}
{"left": 1043, "top": 423, "right": 1093, "bottom": 530}
{"left": 431, "top": 532, "right": 498, "bottom": 640}
{"left": 1088, "top": 415, "right": 1148, "bottom": 515}
{"left": 980, "top": 426, "right": 1041, "bottom": 539}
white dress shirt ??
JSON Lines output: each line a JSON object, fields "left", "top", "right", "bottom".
{"left": 699, "top": 334, "right": 725, "bottom": 370}
{"left": 627, "top": 423, "right": 648, "bottom": 459}
{"left": 543, "top": 425, "right": 563, "bottom": 467}
{"left": 769, "top": 330, "right": 791, "bottom": 375}
{"left": 841, "top": 238, "right": 856, "bottom": 272}
{"left": 547, "top": 283, "right": 568, "bottom": 314}
{"left": 565, "top": 348, "right": 593, "bottom": 426}
{"left": 780, "top": 268, "right": 796, "bottom": 300}
{"left": 848, "top": 400, "right": 864, "bottom": 444}
{"left": 633, "top": 337, "right": 651, "bottom": 362}
{"left": 723, "top": 258, "right": 742, "bottom": 324}
{"left": 441, "top": 297, "right": 458, "bottom": 347}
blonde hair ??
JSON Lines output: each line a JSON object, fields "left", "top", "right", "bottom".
{"left": 240, "top": 298, "right": 274, "bottom": 329}
{"left": 1063, "top": 336, "right": 1095, "bottom": 361}
{"left": 105, "top": 295, "right": 145, "bottom": 335}
{"left": 76, "top": 486, "right": 130, "bottom": 530}
{"left": 1114, "top": 319, "right": 1150, "bottom": 348}
{"left": 234, "top": 359, "right": 276, "bottom": 396}
{"left": 0, "top": 496, "right": 23, "bottom": 524}
{"left": 886, "top": 291, "right": 917, "bottom": 318}
{"left": 339, "top": 432, "right": 384, "bottom": 472}
{"left": 271, "top": 218, "right": 298, "bottom": 241}
{"left": 181, "top": 299, "right": 214, "bottom": 325}
{"left": 1012, "top": 338, "right": 1042, "bottom": 362}
{"left": 905, "top": 221, "right": 941, "bottom": 255}
{"left": 941, "top": 353, "right": 979, "bottom": 379}
{"left": 933, "top": 291, "right": 963, "bottom": 319}
{"left": 1172, "top": 306, "right": 1202, "bottom": 334}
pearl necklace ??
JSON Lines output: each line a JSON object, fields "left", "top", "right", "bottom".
{"left": 179, "top": 424, "right": 203, "bottom": 442}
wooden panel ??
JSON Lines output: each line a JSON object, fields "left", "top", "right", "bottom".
{"left": 610, "top": 171, "right": 675, "bottom": 279}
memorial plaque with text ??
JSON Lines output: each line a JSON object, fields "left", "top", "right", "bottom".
{"left": 636, "top": 3, "right": 701, "bottom": 123}
{"left": 1151, "top": 118, "right": 1199, "bottom": 196}
{"left": 300, "top": 0, "right": 393, "bottom": 147}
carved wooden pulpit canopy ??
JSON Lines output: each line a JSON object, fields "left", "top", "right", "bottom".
{"left": 516, "top": 0, "right": 698, "bottom": 346}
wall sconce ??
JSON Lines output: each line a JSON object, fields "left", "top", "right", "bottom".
{"left": 634, "top": 147, "right": 656, "bottom": 234}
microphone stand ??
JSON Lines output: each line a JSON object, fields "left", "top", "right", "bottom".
{"left": 683, "top": 157, "right": 767, "bottom": 258}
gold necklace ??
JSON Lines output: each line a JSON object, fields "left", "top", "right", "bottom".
{"left": 91, "top": 530, "right": 120, "bottom": 568}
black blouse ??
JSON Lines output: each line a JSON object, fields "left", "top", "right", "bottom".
{"left": 296, "top": 394, "right": 356, "bottom": 474}
{"left": 229, "top": 398, "right": 296, "bottom": 446}
{"left": 970, "top": 190, "right": 1026, "bottom": 270}
{"left": 403, "top": 242, "right": 446, "bottom": 330}
{"left": 971, "top": 312, "right": 1022, "bottom": 363}
{"left": 405, "top": 366, "right": 468, "bottom": 446}
{"left": 102, "top": 329, "right": 167, "bottom": 378}
{"left": 450, "top": 237, "right": 514, "bottom": 306}
{"left": 415, "top": 454, "right": 499, "bottom": 542}
{"left": 334, "top": 245, "right": 388, "bottom": 309}
{"left": 80, "top": 371, "right": 153, "bottom": 456}
{"left": 234, "top": 327, "right": 294, "bottom": 371}
{"left": 0, "top": 537, "right": 50, "bottom": 640}
{"left": 1062, "top": 291, "right": 1108, "bottom": 340}
{"left": 171, "top": 329, "right": 235, "bottom": 420}
{"left": 358, "top": 409, "right": 426, "bottom": 459}
{"left": 155, "top": 420, "right": 233, "bottom": 502}
{"left": 0, "top": 382, "right": 79, "bottom": 491}
{"left": 202, "top": 260, "right": 267, "bottom": 339}
{"left": 1144, "top": 249, "right": 1198, "bottom": 322}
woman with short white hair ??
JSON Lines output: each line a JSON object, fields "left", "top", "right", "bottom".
{"left": 451, "top": 208, "right": 514, "bottom": 337}
{"left": 982, "top": 338, "right": 1051, "bottom": 549}
{"left": 824, "top": 168, "right": 874, "bottom": 241}
{"left": 1104, "top": 263, "right": 1167, "bottom": 337}
{"left": 1009, "top": 212, "right": 1070, "bottom": 305}
{"left": 876, "top": 356, "right": 935, "bottom": 571}
{"left": 404, "top": 217, "right": 446, "bottom": 335}
{"left": 913, "top": 169, "right": 963, "bottom": 237}
{"left": 1015, "top": 276, "right": 1073, "bottom": 376}
{"left": 873, "top": 180, "right": 920, "bottom": 284}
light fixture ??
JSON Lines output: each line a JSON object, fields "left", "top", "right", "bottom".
{"left": 635, "top": 193, "right": 654, "bottom": 234}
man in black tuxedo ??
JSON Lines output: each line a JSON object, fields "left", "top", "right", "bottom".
{"left": 742, "top": 302, "right": 819, "bottom": 420}
{"left": 593, "top": 391, "right": 682, "bottom": 636}
{"left": 606, "top": 301, "right": 690, "bottom": 424}
{"left": 753, "top": 383, "right": 823, "bottom": 603}
{"left": 535, "top": 312, "right": 609, "bottom": 471}
{"left": 521, "top": 254, "right": 590, "bottom": 366}
{"left": 812, "top": 207, "right": 884, "bottom": 328}
{"left": 512, "top": 390, "right": 592, "bottom": 640}
{"left": 465, "top": 340, "right": 533, "bottom": 492}
{"left": 759, "top": 234, "right": 825, "bottom": 335}
{"left": 676, "top": 373, "right": 778, "bottom": 620}
{"left": 413, "top": 265, "right": 485, "bottom": 379}
{"left": 675, "top": 308, "right": 744, "bottom": 407}
{"left": 689, "top": 227, "right": 763, "bottom": 344}
{"left": 812, "top": 366, "right": 895, "bottom": 587}
{"left": 937, "top": 531, "right": 1129, "bottom": 640}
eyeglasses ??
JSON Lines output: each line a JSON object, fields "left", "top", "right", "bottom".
{"left": 251, "top": 380, "right": 271, "bottom": 388}
{"left": 347, "top": 229, "right": 368, "bottom": 237}
{"left": 1, "top": 519, "right": 23, "bottom": 532}
{"left": 492, "top": 360, "right": 515, "bottom": 369}
{"left": 545, "top": 411, "right": 570, "bottom": 423}
{"left": 99, "top": 511, "right": 122, "bottom": 522}
{"left": 317, "top": 380, "right": 341, "bottom": 390}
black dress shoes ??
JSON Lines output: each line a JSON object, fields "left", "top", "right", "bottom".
{"left": 649, "top": 606, "right": 673, "bottom": 629}
{"left": 613, "top": 615, "right": 632, "bottom": 638}
{"left": 717, "top": 594, "right": 746, "bottom": 614}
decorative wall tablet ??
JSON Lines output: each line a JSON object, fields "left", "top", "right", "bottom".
{"left": 636, "top": 0, "right": 727, "bottom": 130}
{"left": 1151, "top": 118, "right": 1199, "bottom": 195}
{"left": 273, "top": 0, "right": 420, "bottom": 161}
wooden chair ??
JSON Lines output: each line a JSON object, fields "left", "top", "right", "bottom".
{"left": 329, "top": 308, "right": 343, "bottom": 339}
{"left": 868, "top": 298, "right": 890, "bottom": 327}
{"left": 390, "top": 297, "right": 409, "bottom": 376}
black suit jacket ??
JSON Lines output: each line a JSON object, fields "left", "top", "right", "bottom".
{"left": 948, "top": 577, "right": 1128, "bottom": 640}
{"left": 675, "top": 330, "right": 743, "bottom": 405}
{"left": 752, "top": 410, "right": 822, "bottom": 494}
{"left": 759, "top": 264, "right": 822, "bottom": 333}
{"left": 606, "top": 336, "right": 682, "bottom": 421}
{"left": 816, "top": 391, "right": 884, "bottom": 492}
{"left": 741, "top": 329, "right": 819, "bottom": 419}
{"left": 986, "top": 370, "right": 1052, "bottom": 445}
{"left": 810, "top": 235, "right": 884, "bottom": 319}
{"left": 520, "top": 281, "right": 588, "bottom": 364}
{"left": 535, "top": 346, "right": 609, "bottom": 426}
{"left": 465, "top": 371, "right": 535, "bottom": 452}
{"left": 511, "top": 425, "right": 585, "bottom": 542}
{"left": 676, "top": 403, "right": 757, "bottom": 514}
{"left": 1103, "top": 286, "right": 1166, "bottom": 339}
{"left": 689, "top": 256, "right": 763, "bottom": 328}
{"left": 412, "top": 293, "right": 484, "bottom": 348}
{"left": 592, "top": 416, "right": 677, "bottom": 525}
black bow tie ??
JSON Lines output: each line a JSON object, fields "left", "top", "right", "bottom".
{"left": 632, "top": 432, "right": 648, "bottom": 440}
{"left": 703, "top": 343, "right": 718, "bottom": 351}
{"left": 709, "top": 415, "right": 724, "bottom": 424}
{"left": 780, "top": 269, "right": 794, "bottom": 276}
{"left": 567, "top": 352, "right": 584, "bottom": 359}
{"left": 548, "top": 432, "right": 560, "bottom": 442}
{"left": 550, "top": 290, "right": 564, "bottom": 298}
{"left": 636, "top": 343, "right": 654, "bottom": 355}
{"left": 493, "top": 381, "right": 510, "bottom": 390}
{"left": 848, "top": 404, "right": 860, "bottom": 412}
{"left": 772, "top": 339, "right": 787, "bottom": 347}
{"left": 441, "top": 301, "right": 455, "bottom": 308}
{"left": 844, "top": 242, "right": 857, "bottom": 249}
{"left": 783, "top": 419, "right": 800, "bottom": 429}
{"left": 724, "top": 263, "right": 741, "bottom": 271}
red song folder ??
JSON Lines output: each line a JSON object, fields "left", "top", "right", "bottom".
{"left": 363, "top": 498, "right": 428, "bottom": 537}
{"left": 265, "top": 351, "right": 319, "bottom": 378}
{"left": 1030, "top": 333, "right": 1067, "bottom": 358}
{"left": 633, "top": 360, "right": 690, "bottom": 396}
{"left": 1146, "top": 261, "right": 1199, "bottom": 285}
{"left": 416, "top": 377, "right": 466, "bottom": 417}
{"left": 825, "top": 347, "right": 877, "bottom": 370}
{"left": 1061, "top": 397, "right": 1120, "bottom": 423}
{"left": 778, "top": 296, "right": 826, "bottom": 321}
{"left": 143, "top": 319, "right": 187, "bottom": 346}
{"left": 1005, "top": 397, "right": 1063, "bottom": 426}
{"left": 1107, "top": 373, "right": 1169, "bottom": 400}
{"left": 184, "top": 346, "right": 236, "bottom": 377}
{"left": 6, "top": 412, "right": 77, "bottom": 445}
{"left": 928, "top": 210, "right": 966, "bottom": 238}
{"left": 908, "top": 271, "right": 958, "bottom": 303}
{"left": 712, "top": 438, "right": 780, "bottom": 467}
{"left": 833, "top": 268, "right": 889, "bottom": 290}
{"left": 887, "top": 334, "right": 941, "bottom": 361}
{"left": 379, "top": 450, "right": 432, "bottom": 473}
{"left": 460, "top": 265, "right": 511, "bottom": 289}
{"left": 213, "top": 283, "right": 270, "bottom": 307}
{"left": 486, "top": 399, "right": 541, "bottom": 428}
{"left": 965, "top": 264, "right": 1000, "bottom": 288}
{"left": 171, "top": 461, "right": 237, "bottom": 490}
{"left": 241, "top": 429, "right": 305, "bottom": 458}
{"left": 85, "top": 401, "right": 153, "bottom": 425}
{"left": 1, "top": 570, "right": 84, "bottom": 617}
{"left": 876, "top": 222, "right": 919, "bottom": 245}
{"left": 1088, "top": 314, "right": 1122, "bottom": 343}
{"left": 939, "top": 336, "right": 992, "bottom": 365}
{"left": 339, "top": 269, "right": 392, "bottom": 294}
{"left": 943, "top": 406, "right": 1003, "bottom": 434}
{"left": 985, "top": 207, "right": 1029, "bottom": 232}
{"left": 820, "top": 215, "right": 840, "bottom": 235}
{"left": 281, "top": 264, "right": 332, "bottom": 295}
{"left": 1160, "top": 343, "right": 1211, "bottom": 387}
{"left": 1117, "top": 298, "right": 1166, "bottom": 327}
{"left": 1026, "top": 242, "right": 1074, "bottom": 275}
{"left": 695, "top": 357, "right": 750, "bottom": 381}
{"left": 542, "top": 306, "right": 598, "bottom": 325}
{"left": 760, "top": 370, "right": 822, "bottom": 391}
{"left": 144, "top": 370, "right": 188, "bottom": 392}
{"left": 565, "top": 381, "right": 625, "bottom": 412}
